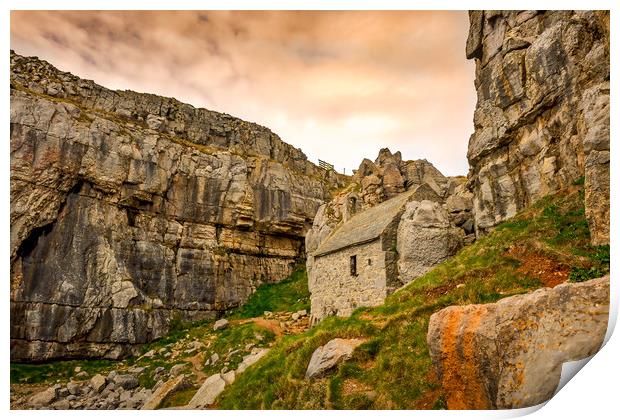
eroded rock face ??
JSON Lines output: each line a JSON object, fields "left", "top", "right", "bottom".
{"left": 397, "top": 200, "right": 464, "bottom": 282}
{"left": 10, "top": 51, "right": 347, "bottom": 361}
{"left": 427, "top": 276, "right": 609, "bottom": 409}
{"left": 466, "top": 11, "right": 609, "bottom": 244}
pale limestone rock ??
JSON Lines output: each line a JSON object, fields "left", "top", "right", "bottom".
{"left": 466, "top": 11, "right": 609, "bottom": 243}
{"left": 427, "top": 276, "right": 609, "bottom": 409}
{"left": 90, "top": 374, "right": 107, "bottom": 393}
{"left": 213, "top": 319, "right": 229, "bottom": 331}
{"left": 236, "top": 348, "right": 269, "bottom": 373}
{"left": 397, "top": 200, "right": 463, "bottom": 283}
{"left": 29, "top": 384, "right": 60, "bottom": 408}
{"left": 187, "top": 374, "right": 226, "bottom": 408}
{"left": 141, "top": 374, "right": 190, "bottom": 410}
{"left": 221, "top": 370, "right": 236, "bottom": 385}
{"left": 169, "top": 364, "right": 186, "bottom": 377}
{"left": 113, "top": 374, "right": 139, "bottom": 390}
{"left": 305, "top": 338, "right": 364, "bottom": 379}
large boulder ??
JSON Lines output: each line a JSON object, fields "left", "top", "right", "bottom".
{"left": 397, "top": 200, "right": 463, "bottom": 283}
{"left": 187, "top": 373, "right": 226, "bottom": 408}
{"left": 427, "top": 276, "right": 609, "bottom": 409}
{"left": 90, "top": 374, "right": 107, "bottom": 393}
{"left": 305, "top": 338, "right": 364, "bottom": 379}
{"left": 29, "top": 384, "right": 61, "bottom": 408}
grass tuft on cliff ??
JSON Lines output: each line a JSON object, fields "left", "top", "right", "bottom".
{"left": 228, "top": 267, "right": 310, "bottom": 319}
{"left": 216, "top": 184, "right": 609, "bottom": 409}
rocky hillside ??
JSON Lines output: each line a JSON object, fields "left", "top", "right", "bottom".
{"left": 216, "top": 184, "right": 609, "bottom": 409}
{"left": 466, "top": 11, "right": 609, "bottom": 244}
{"left": 10, "top": 51, "right": 348, "bottom": 362}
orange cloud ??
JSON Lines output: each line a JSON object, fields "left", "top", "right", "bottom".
{"left": 10, "top": 10, "right": 475, "bottom": 176}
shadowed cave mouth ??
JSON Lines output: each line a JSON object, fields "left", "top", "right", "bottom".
{"left": 15, "top": 180, "right": 84, "bottom": 260}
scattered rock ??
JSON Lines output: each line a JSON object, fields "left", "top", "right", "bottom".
{"left": 210, "top": 353, "right": 220, "bottom": 364}
{"left": 187, "top": 374, "right": 226, "bottom": 408}
{"left": 113, "top": 374, "right": 139, "bottom": 390}
{"left": 128, "top": 366, "right": 146, "bottom": 375}
{"left": 142, "top": 375, "right": 190, "bottom": 410}
{"left": 75, "top": 371, "right": 89, "bottom": 379}
{"left": 305, "top": 338, "right": 364, "bottom": 379}
{"left": 227, "top": 349, "right": 241, "bottom": 359}
{"left": 221, "top": 370, "right": 236, "bottom": 386}
{"left": 66, "top": 382, "right": 81, "bottom": 396}
{"left": 213, "top": 319, "right": 229, "bottom": 331}
{"left": 169, "top": 364, "right": 186, "bottom": 377}
{"left": 51, "top": 399, "right": 71, "bottom": 410}
{"left": 237, "top": 348, "right": 269, "bottom": 374}
{"left": 90, "top": 374, "right": 107, "bottom": 393}
{"left": 141, "top": 350, "right": 156, "bottom": 359}
{"left": 29, "top": 384, "right": 60, "bottom": 407}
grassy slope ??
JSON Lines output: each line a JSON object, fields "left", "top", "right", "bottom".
{"left": 229, "top": 268, "right": 310, "bottom": 319}
{"left": 11, "top": 185, "right": 609, "bottom": 409}
{"left": 217, "top": 184, "right": 609, "bottom": 409}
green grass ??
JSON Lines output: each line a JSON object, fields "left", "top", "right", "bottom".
{"left": 228, "top": 267, "right": 310, "bottom": 319}
{"left": 202, "top": 323, "right": 276, "bottom": 376}
{"left": 159, "top": 386, "right": 198, "bottom": 409}
{"left": 217, "top": 185, "right": 608, "bottom": 409}
{"left": 10, "top": 359, "right": 117, "bottom": 385}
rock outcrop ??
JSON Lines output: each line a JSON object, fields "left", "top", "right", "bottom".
{"left": 305, "top": 338, "right": 364, "bottom": 379}
{"left": 397, "top": 200, "right": 464, "bottom": 281}
{"left": 427, "top": 276, "right": 609, "bottom": 409}
{"left": 10, "top": 51, "right": 347, "bottom": 361}
{"left": 466, "top": 11, "right": 609, "bottom": 244}
{"left": 306, "top": 149, "right": 473, "bottom": 260}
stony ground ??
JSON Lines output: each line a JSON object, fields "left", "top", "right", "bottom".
{"left": 11, "top": 308, "right": 310, "bottom": 409}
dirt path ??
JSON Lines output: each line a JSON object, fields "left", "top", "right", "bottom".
{"left": 236, "top": 317, "right": 284, "bottom": 337}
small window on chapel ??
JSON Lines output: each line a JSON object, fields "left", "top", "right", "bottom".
{"left": 368, "top": 258, "right": 372, "bottom": 266}
{"left": 350, "top": 255, "right": 357, "bottom": 276}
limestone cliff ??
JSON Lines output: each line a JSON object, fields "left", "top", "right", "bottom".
{"left": 466, "top": 11, "right": 609, "bottom": 244}
{"left": 10, "top": 51, "right": 347, "bottom": 361}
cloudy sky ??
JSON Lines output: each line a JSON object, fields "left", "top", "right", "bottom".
{"left": 11, "top": 10, "right": 476, "bottom": 176}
